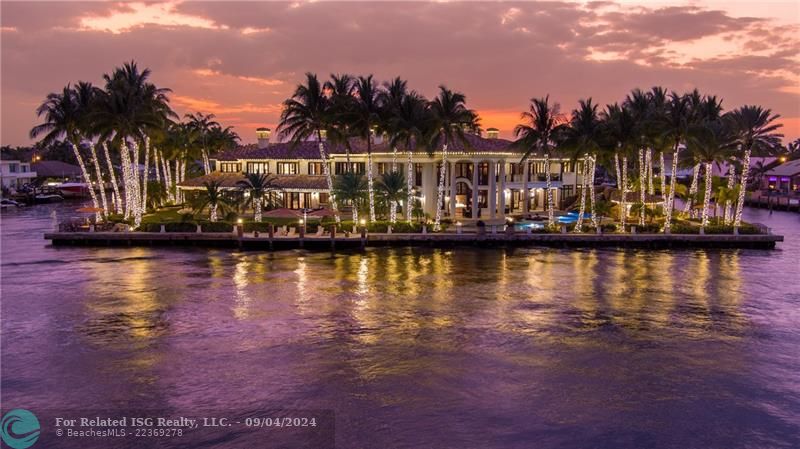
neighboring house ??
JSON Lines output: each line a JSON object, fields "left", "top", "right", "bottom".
{"left": 762, "top": 159, "right": 800, "bottom": 194}
{"left": 179, "top": 128, "right": 591, "bottom": 219}
{"left": 31, "top": 160, "right": 82, "bottom": 182}
{"left": 0, "top": 160, "right": 37, "bottom": 191}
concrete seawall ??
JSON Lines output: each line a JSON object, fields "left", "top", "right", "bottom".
{"left": 44, "top": 231, "right": 784, "bottom": 250}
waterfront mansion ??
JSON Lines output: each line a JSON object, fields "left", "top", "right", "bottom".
{"left": 179, "top": 128, "right": 590, "bottom": 221}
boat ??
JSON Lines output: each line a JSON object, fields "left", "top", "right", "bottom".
{"left": 34, "top": 193, "right": 64, "bottom": 203}
{"left": 1, "top": 199, "right": 23, "bottom": 209}
{"left": 54, "top": 182, "right": 90, "bottom": 198}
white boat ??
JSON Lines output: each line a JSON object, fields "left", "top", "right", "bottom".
{"left": 54, "top": 182, "right": 90, "bottom": 198}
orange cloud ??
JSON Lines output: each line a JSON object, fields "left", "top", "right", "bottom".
{"left": 78, "top": 1, "right": 225, "bottom": 34}
{"left": 172, "top": 95, "right": 282, "bottom": 115}
{"left": 193, "top": 69, "right": 284, "bottom": 87}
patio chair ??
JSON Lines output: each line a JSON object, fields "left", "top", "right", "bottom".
{"left": 314, "top": 227, "right": 324, "bottom": 237}
{"left": 287, "top": 227, "right": 297, "bottom": 237}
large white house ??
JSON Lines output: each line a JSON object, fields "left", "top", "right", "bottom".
{"left": 0, "top": 160, "right": 36, "bottom": 192}
{"left": 179, "top": 128, "right": 590, "bottom": 220}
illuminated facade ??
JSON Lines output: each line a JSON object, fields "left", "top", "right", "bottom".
{"left": 179, "top": 129, "right": 590, "bottom": 220}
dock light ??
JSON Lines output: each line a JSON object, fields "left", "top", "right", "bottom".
{"left": 299, "top": 219, "right": 304, "bottom": 225}
{"left": 237, "top": 218, "right": 243, "bottom": 224}
{"left": 360, "top": 219, "right": 366, "bottom": 226}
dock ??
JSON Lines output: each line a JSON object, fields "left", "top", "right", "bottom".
{"left": 43, "top": 231, "right": 784, "bottom": 250}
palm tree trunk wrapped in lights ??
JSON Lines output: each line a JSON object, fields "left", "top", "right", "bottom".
{"left": 407, "top": 151, "right": 414, "bottom": 222}
{"left": 665, "top": 147, "right": 681, "bottom": 231}
{"left": 544, "top": 151, "right": 554, "bottom": 226}
{"left": 68, "top": 141, "right": 101, "bottom": 221}
{"left": 318, "top": 141, "right": 339, "bottom": 223}
{"left": 589, "top": 156, "right": 598, "bottom": 228}
{"left": 103, "top": 142, "right": 122, "bottom": 214}
{"left": 724, "top": 163, "right": 736, "bottom": 224}
{"left": 367, "top": 153, "right": 376, "bottom": 222}
{"left": 733, "top": 148, "right": 751, "bottom": 227}
{"left": 620, "top": 155, "right": 628, "bottom": 231}
{"left": 639, "top": 148, "right": 646, "bottom": 226}
{"left": 141, "top": 136, "right": 150, "bottom": 213}
{"left": 575, "top": 154, "right": 589, "bottom": 232}
{"left": 701, "top": 161, "right": 713, "bottom": 228}
{"left": 647, "top": 148, "right": 654, "bottom": 195}
{"left": 89, "top": 143, "right": 109, "bottom": 216}
{"left": 684, "top": 164, "right": 700, "bottom": 214}
{"left": 659, "top": 152, "right": 666, "bottom": 199}
{"left": 434, "top": 145, "right": 448, "bottom": 231}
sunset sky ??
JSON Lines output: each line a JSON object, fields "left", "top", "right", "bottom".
{"left": 2, "top": 0, "right": 798, "bottom": 146}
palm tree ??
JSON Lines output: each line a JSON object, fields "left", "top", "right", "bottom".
{"left": 386, "top": 92, "right": 430, "bottom": 222}
{"left": 513, "top": 96, "right": 570, "bottom": 226}
{"left": 380, "top": 77, "right": 410, "bottom": 172}
{"left": 563, "top": 98, "right": 602, "bottom": 231}
{"left": 324, "top": 73, "right": 356, "bottom": 163}
{"left": 186, "top": 112, "right": 220, "bottom": 174}
{"left": 237, "top": 173, "right": 278, "bottom": 222}
{"left": 624, "top": 88, "right": 657, "bottom": 226}
{"left": 377, "top": 170, "right": 407, "bottom": 223}
{"left": 193, "top": 180, "right": 232, "bottom": 222}
{"left": 660, "top": 92, "right": 692, "bottom": 233}
{"left": 687, "top": 120, "right": 734, "bottom": 228}
{"left": 277, "top": 73, "right": 339, "bottom": 222}
{"left": 333, "top": 171, "right": 367, "bottom": 223}
{"left": 427, "top": 86, "right": 479, "bottom": 231}
{"left": 727, "top": 105, "right": 783, "bottom": 227}
{"left": 30, "top": 84, "right": 102, "bottom": 220}
{"left": 72, "top": 81, "right": 111, "bottom": 217}
{"left": 352, "top": 75, "right": 383, "bottom": 222}
{"left": 91, "top": 61, "right": 175, "bottom": 227}
{"left": 600, "top": 103, "right": 637, "bottom": 230}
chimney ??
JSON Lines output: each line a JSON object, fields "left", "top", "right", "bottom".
{"left": 256, "top": 127, "right": 271, "bottom": 149}
{"left": 486, "top": 128, "right": 499, "bottom": 139}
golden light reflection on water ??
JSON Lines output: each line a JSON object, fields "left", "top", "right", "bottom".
{"left": 232, "top": 255, "right": 251, "bottom": 319}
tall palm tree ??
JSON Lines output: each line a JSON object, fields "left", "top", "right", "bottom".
{"left": 512, "top": 96, "right": 568, "bottom": 226}
{"left": 563, "top": 98, "right": 602, "bottom": 231}
{"left": 73, "top": 81, "right": 110, "bottom": 217}
{"left": 380, "top": 77, "right": 410, "bottom": 172}
{"left": 30, "top": 84, "right": 102, "bottom": 220}
{"left": 333, "top": 171, "right": 368, "bottom": 223}
{"left": 427, "top": 86, "right": 479, "bottom": 231}
{"left": 660, "top": 92, "right": 692, "bottom": 233}
{"left": 91, "top": 61, "right": 175, "bottom": 227}
{"left": 377, "top": 170, "right": 407, "bottom": 223}
{"left": 387, "top": 92, "right": 430, "bottom": 222}
{"left": 186, "top": 112, "right": 220, "bottom": 174}
{"left": 600, "top": 103, "right": 637, "bottom": 230}
{"left": 727, "top": 105, "right": 783, "bottom": 227}
{"left": 324, "top": 73, "right": 356, "bottom": 163}
{"left": 352, "top": 75, "right": 383, "bottom": 222}
{"left": 277, "top": 73, "right": 339, "bottom": 222}
{"left": 237, "top": 173, "right": 278, "bottom": 222}
{"left": 687, "top": 120, "right": 734, "bottom": 228}
{"left": 624, "top": 88, "right": 654, "bottom": 226}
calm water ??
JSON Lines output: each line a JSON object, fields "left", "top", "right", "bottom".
{"left": 2, "top": 204, "right": 800, "bottom": 448}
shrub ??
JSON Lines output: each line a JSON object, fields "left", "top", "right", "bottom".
{"left": 199, "top": 221, "right": 233, "bottom": 232}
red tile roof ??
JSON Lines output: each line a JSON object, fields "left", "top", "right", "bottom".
{"left": 215, "top": 134, "right": 517, "bottom": 161}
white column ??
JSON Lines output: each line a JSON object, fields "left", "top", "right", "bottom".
{"left": 488, "top": 160, "right": 497, "bottom": 219}
{"left": 522, "top": 161, "right": 529, "bottom": 215}
{"left": 498, "top": 160, "right": 506, "bottom": 218}
{"left": 471, "top": 161, "right": 479, "bottom": 219}
{"left": 449, "top": 160, "right": 457, "bottom": 218}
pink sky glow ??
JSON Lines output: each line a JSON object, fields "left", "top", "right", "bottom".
{"left": 1, "top": 1, "right": 798, "bottom": 146}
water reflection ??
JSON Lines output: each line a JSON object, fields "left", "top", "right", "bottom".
{"left": 2, "top": 204, "right": 799, "bottom": 448}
